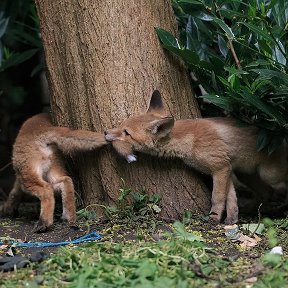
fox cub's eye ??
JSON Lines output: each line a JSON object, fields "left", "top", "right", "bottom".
{"left": 124, "top": 129, "right": 130, "bottom": 136}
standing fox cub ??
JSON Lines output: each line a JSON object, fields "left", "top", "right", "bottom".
{"left": 105, "top": 90, "right": 288, "bottom": 224}
{"left": 0, "top": 113, "right": 107, "bottom": 232}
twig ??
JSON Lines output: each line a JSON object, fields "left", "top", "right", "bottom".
{"left": 228, "top": 39, "right": 241, "bottom": 69}
{"left": 251, "top": 203, "right": 262, "bottom": 237}
{"left": 0, "top": 162, "right": 12, "bottom": 172}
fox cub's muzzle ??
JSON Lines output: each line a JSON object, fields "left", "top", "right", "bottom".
{"left": 104, "top": 129, "right": 118, "bottom": 142}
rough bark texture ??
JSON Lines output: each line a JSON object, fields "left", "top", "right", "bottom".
{"left": 35, "top": 0, "right": 211, "bottom": 218}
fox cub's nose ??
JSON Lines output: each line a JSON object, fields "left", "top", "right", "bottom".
{"left": 104, "top": 129, "right": 115, "bottom": 142}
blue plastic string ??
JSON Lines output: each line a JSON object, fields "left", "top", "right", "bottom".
{"left": 0, "top": 232, "right": 101, "bottom": 248}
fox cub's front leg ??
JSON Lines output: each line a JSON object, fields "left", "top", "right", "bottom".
{"left": 209, "top": 166, "right": 238, "bottom": 224}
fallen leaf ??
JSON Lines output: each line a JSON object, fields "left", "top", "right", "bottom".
{"left": 224, "top": 225, "right": 261, "bottom": 249}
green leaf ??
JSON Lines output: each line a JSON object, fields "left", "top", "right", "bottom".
{"left": 0, "top": 48, "right": 38, "bottom": 71}
{"left": 239, "top": 90, "right": 285, "bottom": 125}
{"left": 213, "top": 17, "right": 235, "bottom": 40}
{"left": 241, "top": 223, "right": 265, "bottom": 235}
{"left": 200, "top": 94, "right": 233, "bottom": 111}
{"left": 219, "top": 8, "right": 245, "bottom": 19}
{"left": 135, "top": 261, "right": 157, "bottom": 279}
{"left": 238, "top": 22, "right": 276, "bottom": 44}
{"left": 251, "top": 69, "right": 288, "bottom": 85}
{"left": 262, "top": 253, "right": 282, "bottom": 267}
{"left": 31, "top": 62, "right": 46, "bottom": 77}
{"left": 194, "top": 12, "right": 213, "bottom": 21}
{"left": 155, "top": 27, "right": 180, "bottom": 48}
{"left": 218, "top": 35, "right": 228, "bottom": 58}
{"left": 173, "top": 221, "right": 204, "bottom": 242}
{"left": 272, "top": 42, "right": 286, "bottom": 65}
{"left": 178, "top": 0, "right": 203, "bottom": 5}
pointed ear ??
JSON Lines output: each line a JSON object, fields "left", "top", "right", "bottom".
{"left": 147, "top": 90, "right": 164, "bottom": 113}
{"left": 148, "top": 117, "right": 174, "bottom": 139}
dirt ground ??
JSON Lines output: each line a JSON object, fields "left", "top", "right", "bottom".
{"left": 0, "top": 195, "right": 286, "bottom": 262}
{"left": 0, "top": 202, "right": 85, "bottom": 257}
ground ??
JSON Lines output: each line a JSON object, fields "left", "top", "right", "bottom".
{"left": 0, "top": 198, "right": 288, "bottom": 287}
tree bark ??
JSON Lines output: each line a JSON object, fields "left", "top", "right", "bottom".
{"left": 35, "top": 0, "right": 211, "bottom": 218}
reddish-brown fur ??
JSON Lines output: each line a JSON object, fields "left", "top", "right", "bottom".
{"left": 105, "top": 91, "right": 288, "bottom": 224}
{"left": 0, "top": 113, "right": 107, "bottom": 232}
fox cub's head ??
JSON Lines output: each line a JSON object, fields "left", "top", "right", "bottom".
{"left": 105, "top": 90, "right": 174, "bottom": 163}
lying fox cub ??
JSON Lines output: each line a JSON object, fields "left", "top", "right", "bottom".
{"left": 105, "top": 90, "right": 288, "bottom": 224}
{"left": 0, "top": 113, "right": 107, "bottom": 232}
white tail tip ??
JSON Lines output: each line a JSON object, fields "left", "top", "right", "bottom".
{"left": 126, "top": 154, "right": 137, "bottom": 163}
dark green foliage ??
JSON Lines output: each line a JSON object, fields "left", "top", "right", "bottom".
{"left": 0, "top": 0, "right": 41, "bottom": 72}
{"left": 157, "top": 0, "right": 288, "bottom": 152}
{"left": 0, "top": 0, "right": 43, "bottom": 160}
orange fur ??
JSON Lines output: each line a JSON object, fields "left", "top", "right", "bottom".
{"left": 105, "top": 90, "right": 288, "bottom": 224}
{"left": 0, "top": 113, "right": 107, "bottom": 232}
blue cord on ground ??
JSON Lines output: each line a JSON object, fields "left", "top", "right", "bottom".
{"left": 0, "top": 232, "right": 101, "bottom": 248}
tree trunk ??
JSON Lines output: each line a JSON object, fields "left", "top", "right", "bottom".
{"left": 34, "top": 0, "right": 211, "bottom": 219}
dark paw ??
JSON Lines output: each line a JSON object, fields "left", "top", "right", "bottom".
{"left": 33, "top": 219, "right": 51, "bottom": 233}
{"left": 69, "top": 225, "right": 79, "bottom": 231}
{"left": 0, "top": 204, "right": 13, "bottom": 217}
{"left": 224, "top": 216, "right": 238, "bottom": 225}
{"left": 208, "top": 212, "right": 221, "bottom": 224}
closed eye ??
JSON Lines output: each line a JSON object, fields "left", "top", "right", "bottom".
{"left": 124, "top": 129, "right": 130, "bottom": 136}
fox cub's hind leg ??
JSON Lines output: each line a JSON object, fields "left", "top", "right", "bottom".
{"left": 0, "top": 178, "right": 24, "bottom": 217}
{"left": 19, "top": 167, "right": 55, "bottom": 233}
{"left": 47, "top": 162, "right": 77, "bottom": 228}
{"left": 225, "top": 179, "right": 238, "bottom": 224}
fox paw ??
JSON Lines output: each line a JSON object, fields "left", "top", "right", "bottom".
{"left": 224, "top": 215, "right": 238, "bottom": 225}
{"left": 0, "top": 204, "right": 17, "bottom": 217}
{"left": 33, "top": 219, "right": 51, "bottom": 233}
{"left": 208, "top": 212, "right": 221, "bottom": 224}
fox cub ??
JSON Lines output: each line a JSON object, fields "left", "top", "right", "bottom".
{"left": 0, "top": 113, "right": 107, "bottom": 232}
{"left": 105, "top": 90, "right": 288, "bottom": 224}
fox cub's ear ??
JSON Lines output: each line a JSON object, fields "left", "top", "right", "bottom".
{"left": 148, "top": 117, "right": 174, "bottom": 139}
{"left": 147, "top": 90, "right": 164, "bottom": 112}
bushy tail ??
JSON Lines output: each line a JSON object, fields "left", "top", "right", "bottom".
{"left": 49, "top": 128, "right": 108, "bottom": 155}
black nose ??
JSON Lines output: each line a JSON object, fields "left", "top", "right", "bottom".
{"left": 104, "top": 130, "right": 107, "bottom": 135}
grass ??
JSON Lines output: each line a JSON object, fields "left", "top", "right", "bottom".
{"left": 1, "top": 190, "right": 288, "bottom": 287}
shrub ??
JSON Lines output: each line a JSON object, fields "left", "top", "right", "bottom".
{"left": 157, "top": 0, "right": 288, "bottom": 152}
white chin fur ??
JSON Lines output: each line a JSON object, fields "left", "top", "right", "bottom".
{"left": 126, "top": 154, "right": 137, "bottom": 163}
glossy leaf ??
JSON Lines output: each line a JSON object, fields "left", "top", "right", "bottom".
{"left": 155, "top": 28, "right": 180, "bottom": 48}
{"left": 213, "top": 17, "right": 235, "bottom": 40}
{"left": 200, "top": 94, "right": 233, "bottom": 111}
{"left": 218, "top": 35, "right": 228, "bottom": 58}
{"left": 272, "top": 41, "right": 286, "bottom": 65}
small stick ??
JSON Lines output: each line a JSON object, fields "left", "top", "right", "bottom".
{"left": 228, "top": 39, "right": 241, "bottom": 69}
{"left": 0, "top": 162, "right": 12, "bottom": 172}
